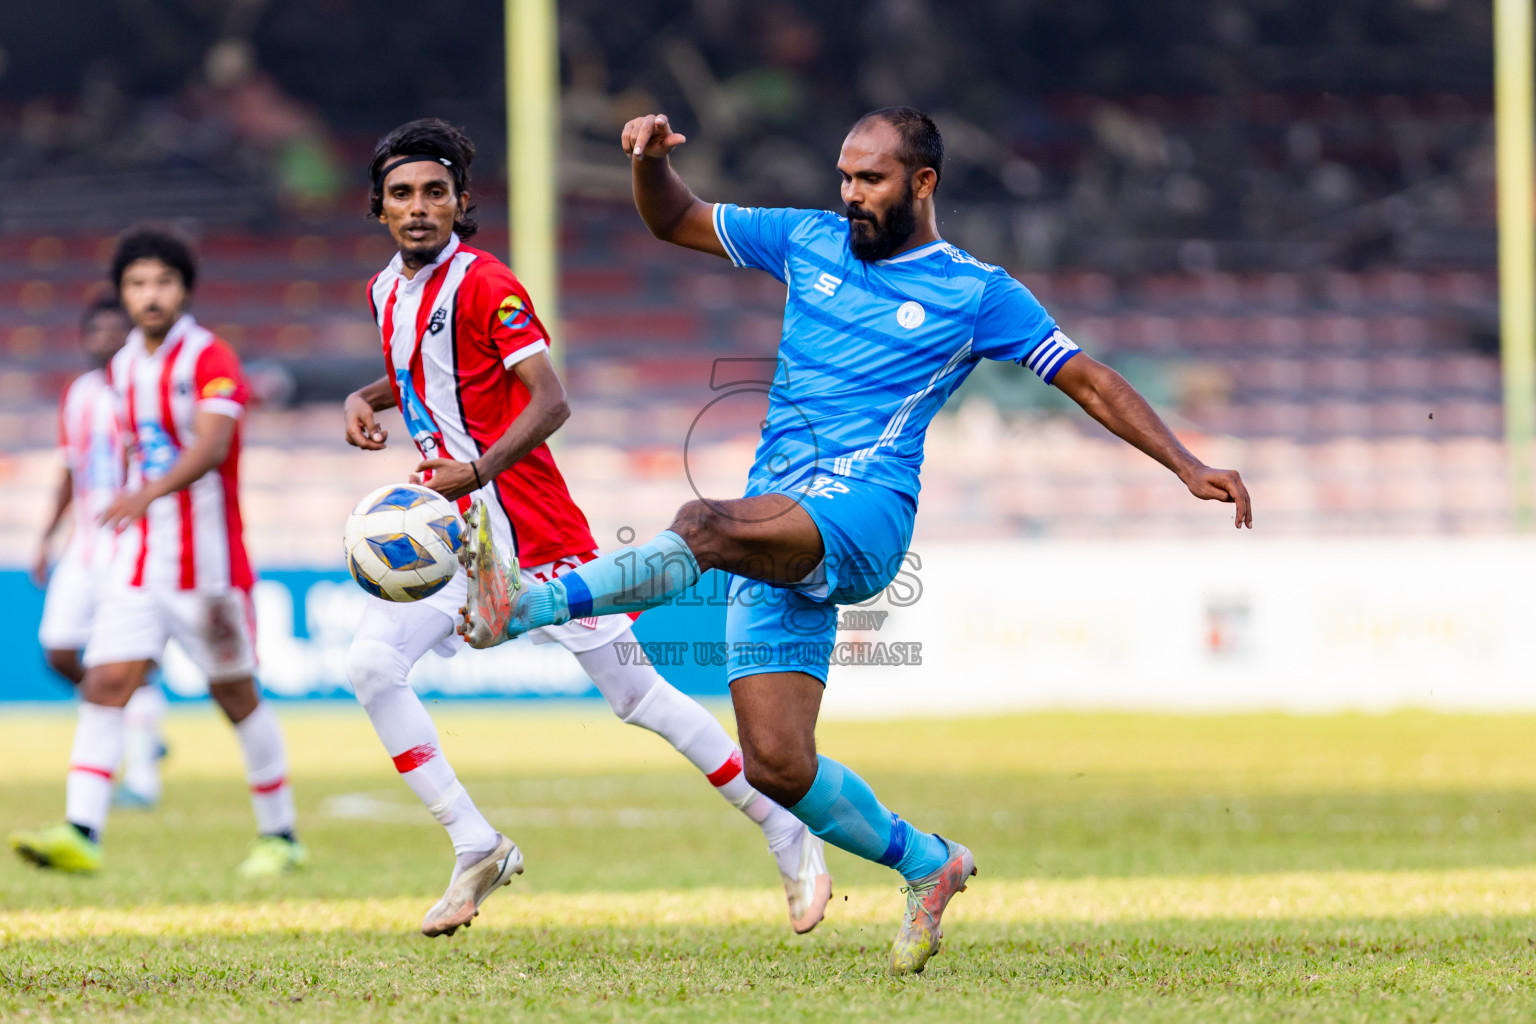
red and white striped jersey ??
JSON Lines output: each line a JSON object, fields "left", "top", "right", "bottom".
{"left": 57, "top": 367, "right": 123, "bottom": 569}
{"left": 367, "top": 234, "right": 597, "bottom": 566}
{"left": 109, "top": 314, "right": 254, "bottom": 592}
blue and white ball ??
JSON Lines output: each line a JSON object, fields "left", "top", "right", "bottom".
{"left": 343, "top": 483, "right": 463, "bottom": 602}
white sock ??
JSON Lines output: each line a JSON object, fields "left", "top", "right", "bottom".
{"left": 234, "top": 701, "right": 296, "bottom": 837}
{"left": 66, "top": 702, "right": 124, "bottom": 840}
{"left": 349, "top": 638, "right": 498, "bottom": 857}
{"left": 574, "top": 641, "right": 805, "bottom": 867}
{"left": 121, "top": 684, "right": 166, "bottom": 800}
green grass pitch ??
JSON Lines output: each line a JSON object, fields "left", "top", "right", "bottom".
{"left": 4, "top": 706, "right": 1536, "bottom": 1022}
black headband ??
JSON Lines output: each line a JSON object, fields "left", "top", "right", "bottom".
{"left": 374, "top": 154, "right": 455, "bottom": 190}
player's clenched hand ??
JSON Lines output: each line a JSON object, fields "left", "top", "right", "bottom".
{"left": 100, "top": 489, "right": 154, "bottom": 531}
{"left": 344, "top": 393, "right": 387, "bottom": 450}
{"left": 417, "top": 458, "right": 481, "bottom": 501}
{"left": 1181, "top": 464, "right": 1252, "bottom": 529}
{"left": 621, "top": 114, "right": 687, "bottom": 160}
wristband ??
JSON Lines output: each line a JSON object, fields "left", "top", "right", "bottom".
{"left": 471, "top": 461, "right": 484, "bottom": 489}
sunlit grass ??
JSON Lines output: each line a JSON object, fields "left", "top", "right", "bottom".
{"left": 6, "top": 867, "right": 1536, "bottom": 942}
{"left": 9, "top": 704, "right": 1536, "bottom": 790}
{"left": 5, "top": 708, "right": 1536, "bottom": 1021}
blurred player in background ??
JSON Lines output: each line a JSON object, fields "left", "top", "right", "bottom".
{"left": 33, "top": 293, "right": 168, "bottom": 808}
{"left": 342, "top": 118, "right": 827, "bottom": 937}
{"left": 461, "top": 107, "right": 1253, "bottom": 974}
{"left": 9, "top": 229, "right": 303, "bottom": 877}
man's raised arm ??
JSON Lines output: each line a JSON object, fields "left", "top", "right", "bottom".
{"left": 621, "top": 114, "right": 727, "bottom": 258}
{"left": 1051, "top": 354, "right": 1253, "bottom": 529}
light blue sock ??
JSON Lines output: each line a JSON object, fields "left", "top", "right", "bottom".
{"left": 789, "top": 755, "right": 949, "bottom": 882}
{"left": 528, "top": 530, "right": 702, "bottom": 628}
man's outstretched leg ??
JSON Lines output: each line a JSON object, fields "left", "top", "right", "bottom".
{"left": 347, "top": 580, "right": 520, "bottom": 937}
{"left": 730, "top": 670, "right": 974, "bottom": 976}
{"left": 566, "top": 627, "right": 831, "bottom": 932}
{"left": 461, "top": 495, "right": 817, "bottom": 648}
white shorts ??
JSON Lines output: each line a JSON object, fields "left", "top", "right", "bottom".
{"left": 355, "top": 551, "right": 632, "bottom": 661}
{"left": 38, "top": 546, "right": 99, "bottom": 651}
{"left": 83, "top": 586, "right": 257, "bottom": 683}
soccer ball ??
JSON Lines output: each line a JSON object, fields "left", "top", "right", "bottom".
{"left": 343, "top": 483, "right": 463, "bottom": 602}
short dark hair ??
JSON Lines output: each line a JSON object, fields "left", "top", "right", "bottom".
{"left": 110, "top": 226, "right": 197, "bottom": 292}
{"left": 80, "top": 289, "right": 125, "bottom": 328}
{"left": 852, "top": 106, "right": 944, "bottom": 187}
{"left": 368, "top": 118, "right": 479, "bottom": 238}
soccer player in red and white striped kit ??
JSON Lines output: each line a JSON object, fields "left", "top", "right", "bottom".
{"left": 342, "top": 118, "right": 829, "bottom": 936}
{"left": 10, "top": 229, "right": 302, "bottom": 877}
{"left": 33, "top": 293, "right": 168, "bottom": 807}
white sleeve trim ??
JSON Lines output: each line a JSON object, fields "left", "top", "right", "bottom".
{"left": 712, "top": 203, "right": 746, "bottom": 268}
{"left": 1023, "top": 329, "right": 1080, "bottom": 382}
{"left": 196, "top": 397, "right": 245, "bottom": 419}
{"left": 501, "top": 338, "right": 549, "bottom": 369}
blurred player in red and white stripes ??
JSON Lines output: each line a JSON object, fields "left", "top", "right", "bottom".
{"left": 32, "top": 293, "right": 168, "bottom": 808}
{"left": 33, "top": 294, "right": 170, "bottom": 810}
{"left": 10, "top": 229, "right": 303, "bottom": 877}
{"left": 342, "top": 119, "right": 828, "bottom": 937}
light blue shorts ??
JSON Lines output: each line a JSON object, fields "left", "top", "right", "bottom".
{"left": 725, "top": 474, "right": 915, "bottom": 684}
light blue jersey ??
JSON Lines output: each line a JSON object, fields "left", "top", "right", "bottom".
{"left": 714, "top": 203, "right": 1079, "bottom": 501}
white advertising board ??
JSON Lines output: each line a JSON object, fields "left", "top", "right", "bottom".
{"left": 822, "top": 539, "right": 1536, "bottom": 717}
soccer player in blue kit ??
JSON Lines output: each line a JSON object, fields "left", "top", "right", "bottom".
{"left": 458, "top": 106, "right": 1253, "bottom": 975}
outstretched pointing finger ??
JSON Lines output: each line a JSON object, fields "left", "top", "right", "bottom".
{"left": 632, "top": 115, "right": 655, "bottom": 157}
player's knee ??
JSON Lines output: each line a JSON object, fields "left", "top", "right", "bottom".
{"left": 346, "top": 639, "right": 411, "bottom": 707}
{"left": 741, "top": 742, "right": 817, "bottom": 807}
{"left": 573, "top": 643, "right": 660, "bottom": 720}
{"left": 80, "top": 665, "right": 136, "bottom": 706}
{"left": 606, "top": 667, "right": 659, "bottom": 721}
{"left": 208, "top": 678, "right": 259, "bottom": 723}
{"left": 44, "top": 649, "right": 83, "bottom": 685}
{"left": 672, "top": 500, "right": 730, "bottom": 556}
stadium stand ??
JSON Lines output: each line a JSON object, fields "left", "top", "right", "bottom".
{"left": 0, "top": 0, "right": 1508, "bottom": 552}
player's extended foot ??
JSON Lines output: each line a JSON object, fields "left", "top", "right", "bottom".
{"left": 781, "top": 830, "right": 832, "bottom": 934}
{"left": 421, "top": 833, "right": 523, "bottom": 937}
{"left": 889, "top": 838, "right": 976, "bottom": 976}
{"left": 8, "top": 824, "right": 102, "bottom": 873}
{"left": 112, "top": 785, "right": 158, "bottom": 810}
{"left": 455, "top": 500, "right": 520, "bottom": 650}
{"left": 115, "top": 739, "right": 168, "bottom": 809}
{"left": 236, "top": 835, "right": 309, "bottom": 878}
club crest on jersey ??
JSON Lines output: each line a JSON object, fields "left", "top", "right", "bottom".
{"left": 497, "top": 294, "right": 532, "bottom": 331}
{"left": 200, "top": 376, "right": 237, "bottom": 399}
{"left": 896, "top": 301, "right": 926, "bottom": 329}
{"left": 427, "top": 307, "right": 448, "bottom": 335}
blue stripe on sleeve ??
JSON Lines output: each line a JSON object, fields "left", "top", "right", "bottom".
{"left": 1022, "top": 329, "right": 1081, "bottom": 382}
{"left": 1040, "top": 346, "right": 1080, "bottom": 385}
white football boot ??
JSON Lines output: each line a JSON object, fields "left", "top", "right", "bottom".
{"left": 421, "top": 833, "right": 523, "bottom": 937}
{"left": 455, "top": 499, "right": 519, "bottom": 650}
{"left": 781, "top": 830, "right": 833, "bottom": 934}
